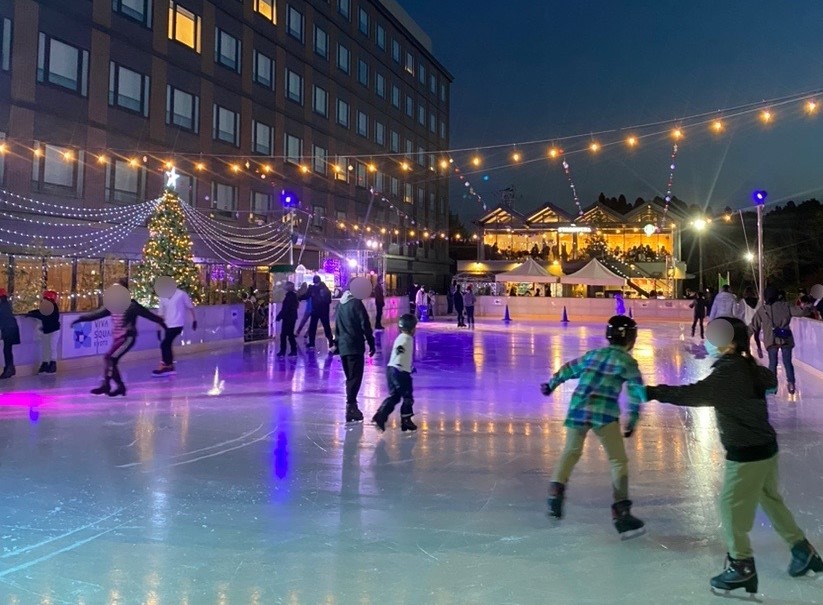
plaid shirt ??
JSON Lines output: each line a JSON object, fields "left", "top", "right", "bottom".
{"left": 548, "top": 345, "right": 646, "bottom": 428}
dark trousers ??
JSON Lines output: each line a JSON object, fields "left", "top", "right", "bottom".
{"left": 341, "top": 354, "right": 365, "bottom": 406}
{"left": 455, "top": 307, "right": 464, "bottom": 326}
{"left": 297, "top": 306, "right": 311, "bottom": 334}
{"left": 768, "top": 346, "right": 796, "bottom": 384}
{"left": 307, "top": 312, "right": 333, "bottom": 347}
{"left": 447, "top": 299, "right": 454, "bottom": 314}
{"left": 466, "top": 306, "right": 475, "bottom": 327}
{"left": 375, "top": 303, "right": 384, "bottom": 329}
{"left": 279, "top": 318, "right": 297, "bottom": 354}
{"left": 161, "top": 326, "right": 184, "bottom": 365}
{"left": 691, "top": 316, "right": 705, "bottom": 338}
{"left": 104, "top": 334, "right": 136, "bottom": 387}
{"left": 3, "top": 341, "right": 13, "bottom": 367}
{"left": 377, "top": 367, "right": 414, "bottom": 418}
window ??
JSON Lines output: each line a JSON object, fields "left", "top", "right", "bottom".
{"left": 253, "top": 120, "right": 273, "bottom": 155}
{"left": 31, "top": 143, "right": 84, "bottom": 195}
{"left": 168, "top": 2, "right": 201, "bottom": 52}
{"left": 429, "top": 113, "right": 436, "bottom": 133}
{"left": 374, "top": 73, "right": 385, "bottom": 98}
{"left": 357, "top": 59, "right": 368, "bottom": 86}
{"left": 334, "top": 156, "right": 348, "bottom": 182}
{"left": 313, "top": 85, "right": 328, "bottom": 117}
{"left": 429, "top": 192, "right": 436, "bottom": 212}
{"left": 358, "top": 8, "right": 369, "bottom": 35}
{"left": 312, "top": 205, "right": 326, "bottom": 229}
{"left": 417, "top": 187, "right": 424, "bottom": 205}
{"left": 355, "top": 162, "right": 367, "bottom": 188}
{"left": 113, "top": 0, "right": 152, "bottom": 26}
{"left": 1, "top": 19, "right": 10, "bottom": 72}
{"left": 391, "top": 85, "right": 400, "bottom": 108}
{"left": 252, "top": 191, "right": 271, "bottom": 214}
{"left": 176, "top": 173, "right": 195, "bottom": 205}
{"left": 429, "top": 74, "right": 437, "bottom": 94}
{"left": 405, "top": 96, "right": 413, "bottom": 117}
{"left": 312, "top": 145, "right": 328, "bottom": 175}
{"left": 417, "top": 146, "right": 424, "bottom": 166}
{"left": 336, "top": 99, "right": 349, "bottom": 128}
{"left": 336, "top": 44, "right": 349, "bottom": 74}
{"left": 108, "top": 62, "right": 150, "bottom": 115}
{"left": 314, "top": 26, "right": 328, "bottom": 58}
{"left": 37, "top": 34, "right": 89, "bottom": 95}
{"left": 391, "top": 39, "right": 400, "bottom": 62}
{"left": 418, "top": 63, "right": 426, "bottom": 85}
{"left": 375, "top": 171, "right": 384, "bottom": 192}
{"left": 405, "top": 139, "right": 413, "bottom": 158}
{"left": 285, "top": 69, "right": 303, "bottom": 104}
{"left": 390, "top": 176, "right": 398, "bottom": 196}
{"left": 254, "top": 0, "right": 276, "bottom": 24}
{"left": 212, "top": 182, "right": 237, "bottom": 212}
{"left": 166, "top": 85, "right": 199, "bottom": 131}
{"left": 440, "top": 120, "right": 446, "bottom": 139}
{"left": 287, "top": 6, "right": 304, "bottom": 42}
{"left": 356, "top": 111, "right": 367, "bottom": 137}
{"left": 390, "top": 130, "right": 399, "bottom": 153}
{"left": 105, "top": 158, "right": 145, "bottom": 203}
{"left": 284, "top": 134, "right": 302, "bottom": 164}
{"left": 375, "top": 121, "right": 385, "bottom": 146}
{"left": 404, "top": 183, "right": 412, "bottom": 204}
{"left": 253, "top": 50, "right": 274, "bottom": 89}
{"left": 405, "top": 52, "right": 414, "bottom": 75}
{"left": 213, "top": 104, "right": 240, "bottom": 146}
{"left": 417, "top": 104, "right": 425, "bottom": 126}
{"left": 338, "top": 0, "right": 350, "bottom": 20}
{"left": 376, "top": 24, "right": 385, "bottom": 50}
{"left": 215, "top": 29, "right": 241, "bottom": 72}
{"left": 440, "top": 82, "right": 447, "bottom": 102}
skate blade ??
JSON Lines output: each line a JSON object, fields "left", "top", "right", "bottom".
{"left": 619, "top": 527, "right": 647, "bottom": 540}
{"left": 710, "top": 587, "right": 762, "bottom": 602}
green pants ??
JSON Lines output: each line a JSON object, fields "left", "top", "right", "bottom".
{"left": 552, "top": 421, "right": 629, "bottom": 502}
{"left": 721, "top": 454, "right": 805, "bottom": 559}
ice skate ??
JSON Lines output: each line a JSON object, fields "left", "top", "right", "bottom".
{"left": 0, "top": 366, "right": 15, "bottom": 379}
{"left": 37, "top": 362, "right": 49, "bottom": 374}
{"left": 547, "top": 481, "right": 565, "bottom": 520}
{"left": 372, "top": 410, "right": 388, "bottom": 432}
{"left": 787, "top": 382, "right": 796, "bottom": 395}
{"left": 346, "top": 405, "right": 364, "bottom": 423}
{"left": 90, "top": 381, "right": 110, "bottom": 396}
{"left": 108, "top": 384, "right": 127, "bottom": 397}
{"left": 789, "top": 539, "right": 823, "bottom": 577}
{"left": 46, "top": 361, "right": 57, "bottom": 374}
{"left": 400, "top": 415, "right": 417, "bottom": 432}
{"left": 710, "top": 556, "right": 759, "bottom": 599}
{"left": 152, "top": 363, "right": 176, "bottom": 377}
{"left": 611, "top": 500, "right": 645, "bottom": 539}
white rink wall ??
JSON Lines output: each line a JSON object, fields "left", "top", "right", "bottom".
{"left": 471, "top": 295, "right": 695, "bottom": 322}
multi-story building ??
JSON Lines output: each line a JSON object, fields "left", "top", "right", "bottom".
{"left": 0, "top": 0, "right": 452, "bottom": 310}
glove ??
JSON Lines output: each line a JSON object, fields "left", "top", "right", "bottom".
{"left": 540, "top": 382, "right": 555, "bottom": 396}
{"left": 192, "top": 320, "right": 198, "bottom": 331}
{"left": 623, "top": 415, "right": 639, "bottom": 438}
{"left": 757, "top": 348, "right": 763, "bottom": 359}
{"left": 368, "top": 347, "right": 376, "bottom": 358}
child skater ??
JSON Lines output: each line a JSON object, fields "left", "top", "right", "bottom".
{"left": 26, "top": 290, "right": 61, "bottom": 374}
{"left": 540, "top": 315, "right": 646, "bottom": 538}
{"left": 646, "top": 317, "right": 822, "bottom": 596}
{"left": 372, "top": 313, "right": 418, "bottom": 432}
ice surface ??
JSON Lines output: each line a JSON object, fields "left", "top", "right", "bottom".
{"left": 0, "top": 320, "right": 821, "bottom": 604}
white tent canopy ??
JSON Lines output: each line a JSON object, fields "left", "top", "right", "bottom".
{"left": 560, "top": 259, "right": 627, "bottom": 287}
{"left": 494, "top": 258, "right": 557, "bottom": 284}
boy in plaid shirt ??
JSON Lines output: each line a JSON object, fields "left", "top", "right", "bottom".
{"left": 541, "top": 315, "right": 647, "bottom": 538}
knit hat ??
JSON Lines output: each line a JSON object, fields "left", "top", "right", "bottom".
{"left": 0, "top": 288, "right": 6, "bottom": 297}
{"left": 43, "top": 290, "right": 58, "bottom": 302}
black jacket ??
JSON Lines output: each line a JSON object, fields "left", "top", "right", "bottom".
{"left": 26, "top": 305, "right": 61, "bottom": 334}
{"left": 0, "top": 299, "right": 20, "bottom": 345}
{"left": 454, "top": 291, "right": 464, "bottom": 311}
{"left": 299, "top": 283, "right": 331, "bottom": 316}
{"left": 334, "top": 292, "right": 375, "bottom": 356}
{"left": 373, "top": 283, "right": 385, "bottom": 306}
{"left": 647, "top": 355, "right": 778, "bottom": 462}
{"left": 276, "top": 291, "right": 299, "bottom": 322}
{"left": 689, "top": 298, "right": 707, "bottom": 318}
{"left": 75, "top": 300, "right": 165, "bottom": 336}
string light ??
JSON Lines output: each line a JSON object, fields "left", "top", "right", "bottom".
{"left": 659, "top": 143, "right": 679, "bottom": 229}
{"left": 712, "top": 119, "right": 724, "bottom": 133}
{"left": 128, "top": 158, "right": 139, "bottom": 167}
{"left": 760, "top": 110, "right": 773, "bottom": 123}
{"left": 97, "top": 154, "right": 108, "bottom": 164}
{"left": 626, "top": 136, "right": 637, "bottom": 147}
{"left": 0, "top": 143, "right": 6, "bottom": 154}
{"left": 439, "top": 159, "right": 449, "bottom": 169}
{"left": 672, "top": 128, "right": 684, "bottom": 140}
{"left": 471, "top": 156, "right": 481, "bottom": 167}
{"left": 560, "top": 158, "right": 584, "bottom": 217}
{"left": 806, "top": 100, "right": 818, "bottom": 115}
{"left": 231, "top": 164, "right": 241, "bottom": 173}
{"left": 195, "top": 162, "right": 206, "bottom": 171}
{"left": 512, "top": 151, "right": 522, "bottom": 162}
{"left": 548, "top": 147, "right": 561, "bottom": 159}
{"left": 589, "top": 142, "right": 600, "bottom": 153}
{"left": 33, "top": 148, "right": 42, "bottom": 157}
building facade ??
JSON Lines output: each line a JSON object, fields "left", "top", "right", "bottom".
{"left": 0, "top": 0, "right": 452, "bottom": 310}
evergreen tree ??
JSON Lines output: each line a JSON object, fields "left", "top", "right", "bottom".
{"left": 133, "top": 188, "right": 203, "bottom": 306}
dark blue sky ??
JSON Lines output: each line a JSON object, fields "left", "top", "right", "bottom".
{"left": 402, "top": 0, "right": 823, "bottom": 221}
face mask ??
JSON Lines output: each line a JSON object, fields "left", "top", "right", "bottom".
{"left": 705, "top": 341, "right": 721, "bottom": 358}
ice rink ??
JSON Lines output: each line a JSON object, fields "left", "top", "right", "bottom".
{"left": 0, "top": 319, "right": 821, "bottom": 604}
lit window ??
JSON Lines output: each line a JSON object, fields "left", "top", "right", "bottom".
{"left": 253, "top": 50, "right": 274, "bottom": 89}
{"left": 404, "top": 183, "right": 412, "bottom": 204}
{"left": 358, "top": 8, "right": 369, "bottom": 35}
{"left": 375, "top": 73, "right": 385, "bottom": 98}
{"left": 312, "top": 204, "right": 326, "bottom": 229}
{"left": 113, "top": 0, "right": 152, "bottom": 26}
{"left": 213, "top": 104, "right": 240, "bottom": 146}
{"left": 375, "top": 121, "right": 385, "bottom": 146}
{"left": 356, "top": 162, "right": 367, "bottom": 188}
{"left": 31, "top": 143, "right": 83, "bottom": 194}
{"left": 168, "top": 2, "right": 201, "bottom": 52}
{"left": 337, "top": 44, "right": 349, "bottom": 74}
{"left": 284, "top": 134, "right": 302, "bottom": 164}
{"left": 106, "top": 159, "right": 145, "bottom": 204}
{"left": 313, "top": 85, "right": 328, "bottom": 117}
{"left": 1, "top": 19, "right": 10, "bottom": 72}
{"left": 212, "top": 182, "right": 237, "bottom": 212}
{"left": 285, "top": 69, "right": 303, "bottom": 104}
{"left": 108, "top": 62, "right": 150, "bottom": 115}
{"left": 390, "top": 130, "right": 399, "bottom": 153}
{"left": 37, "top": 34, "right": 89, "bottom": 95}
{"left": 357, "top": 59, "right": 368, "bottom": 86}
{"left": 166, "top": 86, "right": 199, "bottom": 131}
{"left": 336, "top": 99, "right": 349, "bottom": 128}
{"left": 338, "top": 0, "right": 350, "bottom": 20}
{"left": 254, "top": 0, "right": 276, "bottom": 23}
{"left": 334, "top": 156, "right": 348, "bottom": 182}
{"left": 312, "top": 145, "right": 328, "bottom": 175}
{"left": 356, "top": 111, "right": 367, "bottom": 137}
{"left": 376, "top": 24, "right": 385, "bottom": 50}
{"left": 215, "top": 29, "right": 241, "bottom": 72}
{"left": 253, "top": 120, "right": 273, "bottom": 155}
{"left": 405, "top": 52, "right": 414, "bottom": 75}
{"left": 287, "top": 6, "right": 304, "bottom": 42}
{"left": 314, "top": 26, "right": 328, "bottom": 58}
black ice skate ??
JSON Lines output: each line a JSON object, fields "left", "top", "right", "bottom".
{"left": 710, "top": 555, "right": 758, "bottom": 597}
{"left": 108, "top": 384, "right": 127, "bottom": 397}
{"left": 400, "top": 415, "right": 417, "bottom": 432}
{"left": 346, "top": 405, "right": 364, "bottom": 423}
{"left": 547, "top": 481, "right": 565, "bottom": 519}
{"left": 372, "top": 411, "right": 388, "bottom": 432}
{"left": 37, "top": 362, "right": 49, "bottom": 374}
{"left": 789, "top": 539, "right": 823, "bottom": 577}
{"left": 90, "top": 381, "right": 110, "bottom": 396}
{"left": 611, "top": 500, "right": 645, "bottom": 539}
{"left": 47, "top": 361, "right": 57, "bottom": 374}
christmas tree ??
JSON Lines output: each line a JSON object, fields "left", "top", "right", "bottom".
{"left": 133, "top": 174, "right": 203, "bottom": 306}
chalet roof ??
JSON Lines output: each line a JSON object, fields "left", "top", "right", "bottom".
{"left": 577, "top": 202, "right": 626, "bottom": 225}
{"left": 525, "top": 202, "right": 573, "bottom": 224}
{"left": 477, "top": 205, "right": 529, "bottom": 228}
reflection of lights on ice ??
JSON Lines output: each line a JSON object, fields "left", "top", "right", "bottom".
{"left": 207, "top": 367, "right": 225, "bottom": 396}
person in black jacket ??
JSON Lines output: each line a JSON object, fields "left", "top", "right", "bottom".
{"left": 275, "top": 282, "right": 299, "bottom": 357}
{"left": 299, "top": 276, "right": 334, "bottom": 350}
{"left": 647, "top": 317, "right": 822, "bottom": 595}
{"left": 0, "top": 288, "right": 20, "bottom": 379}
{"left": 689, "top": 291, "right": 707, "bottom": 339}
{"left": 26, "top": 290, "right": 61, "bottom": 374}
{"left": 453, "top": 284, "right": 465, "bottom": 327}
{"left": 72, "top": 279, "right": 166, "bottom": 397}
{"left": 333, "top": 289, "right": 375, "bottom": 422}
{"left": 373, "top": 277, "right": 385, "bottom": 331}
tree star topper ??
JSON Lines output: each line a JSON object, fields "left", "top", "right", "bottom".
{"left": 165, "top": 167, "right": 179, "bottom": 191}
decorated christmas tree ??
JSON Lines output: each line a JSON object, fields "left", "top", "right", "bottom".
{"left": 133, "top": 173, "right": 203, "bottom": 306}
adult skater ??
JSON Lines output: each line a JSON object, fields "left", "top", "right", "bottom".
{"left": 275, "top": 281, "right": 299, "bottom": 357}
{"left": 540, "top": 316, "right": 646, "bottom": 538}
{"left": 709, "top": 285, "right": 740, "bottom": 320}
{"left": 372, "top": 313, "right": 417, "bottom": 432}
{"left": 26, "top": 290, "right": 61, "bottom": 374}
{"left": 647, "top": 317, "right": 822, "bottom": 595}
{"left": 0, "top": 288, "right": 20, "bottom": 380}
{"left": 454, "top": 284, "right": 465, "bottom": 327}
{"left": 689, "top": 291, "right": 707, "bottom": 339}
{"left": 463, "top": 285, "right": 476, "bottom": 328}
{"left": 614, "top": 292, "right": 626, "bottom": 316}
{"left": 333, "top": 284, "right": 375, "bottom": 422}
{"left": 295, "top": 283, "right": 312, "bottom": 337}
{"left": 373, "top": 277, "right": 385, "bottom": 330}
{"left": 153, "top": 281, "right": 197, "bottom": 376}
{"left": 446, "top": 282, "right": 455, "bottom": 315}
{"left": 414, "top": 286, "right": 427, "bottom": 320}
{"left": 73, "top": 279, "right": 166, "bottom": 397}
{"left": 299, "top": 276, "right": 333, "bottom": 350}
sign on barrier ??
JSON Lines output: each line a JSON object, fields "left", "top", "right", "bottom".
{"left": 63, "top": 317, "right": 113, "bottom": 359}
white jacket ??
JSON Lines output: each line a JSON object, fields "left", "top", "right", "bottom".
{"left": 709, "top": 291, "right": 740, "bottom": 320}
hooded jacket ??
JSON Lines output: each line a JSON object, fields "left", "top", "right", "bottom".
{"left": 750, "top": 300, "right": 806, "bottom": 349}
{"left": 708, "top": 291, "right": 740, "bottom": 320}
{"left": 300, "top": 282, "right": 331, "bottom": 316}
{"left": 276, "top": 290, "right": 299, "bottom": 323}
{"left": 334, "top": 291, "right": 375, "bottom": 357}
{"left": 0, "top": 298, "right": 20, "bottom": 345}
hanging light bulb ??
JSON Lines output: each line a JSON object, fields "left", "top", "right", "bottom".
{"left": 471, "top": 156, "right": 481, "bottom": 167}
{"left": 806, "top": 100, "right": 818, "bottom": 115}
{"left": 439, "top": 159, "right": 449, "bottom": 169}
{"left": 672, "top": 128, "right": 684, "bottom": 140}
{"left": 195, "top": 162, "right": 206, "bottom": 171}
{"left": 712, "top": 120, "right": 724, "bottom": 133}
{"left": 548, "top": 147, "right": 561, "bottom": 159}
{"left": 62, "top": 150, "right": 73, "bottom": 161}
{"left": 97, "top": 154, "right": 108, "bottom": 164}
{"left": 512, "top": 151, "right": 522, "bottom": 162}
{"left": 589, "top": 142, "right": 600, "bottom": 153}
{"left": 626, "top": 136, "right": 637, "bottom": 147}
{"left": 760, "top": 110, "right": 772, "bottom": 124}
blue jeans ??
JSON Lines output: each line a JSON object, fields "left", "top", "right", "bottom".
{"left": 768, "top": 346, "right": 795, "bottom": 384}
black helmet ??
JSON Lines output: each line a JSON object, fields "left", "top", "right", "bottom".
{"left": 606, "top": 315, "right": 637, "bottom": 347}
{"left": 398, "top": 313, "right": 418, "bottom": 332}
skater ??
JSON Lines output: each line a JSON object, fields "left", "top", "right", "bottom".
{"left": 709, "top": 285, "right": 740, "bottom": 320}
{"left": 446, "top": 282, "right": 455, "bottom": 315}
{"left": 153, "top": 283, "right": 197, "bottom": 376}
{"left": 646, "top": 317, "right": 822, "bottom": 595}
{"left": 295, "top": 283, "right": 312, "bottom": 337}
{"left": 0, "top": 289, "right": 20, "bottom": 380}
{"left": 540, "top": 316, "right": 646, "bottom": 538}
{"left": 276, "top": 281, "right": 299, "bottom": 357}
{"left": 373, "top": 277, "right": 385, "bottom": 330}
{"left": 299, "top": 276, "right": 333, "bottom": 350}
{"left": 372, "top": 313, "right": 417, "bottom": 432}
{"left": 614, "top": 292, "right": 626, "bottom": 316}
{"left": 73, "top": 279, "right": 166, "bottom": 397}
{"left": 750, "top": 286, "right": 808, "bottom": 395}
{"left": 690, "top": 291, "right": 707, "bottom": 339}
{"left": 454, "top": 284, "right": 465, "bottom": 327}
{"left": 333, "top": 286, "right": 375, "bottom": 422}
{"left": 25, "top": 290, "right": 61, "bottom": 374}
{"left": 414, "top": 286, "right": 426, "bottom": 321}
{"left": 463, "top": 285, "right": 476, "bottom": 328}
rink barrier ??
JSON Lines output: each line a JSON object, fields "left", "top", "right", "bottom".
{"left": 791, "top": 317, "right": 823, "bottom": 377}
{"left": 473, "top": 296, "right": 694, "bottom": 322}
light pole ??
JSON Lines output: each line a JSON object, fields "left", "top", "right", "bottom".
{"left": 753, "top": 190, "right": 767, "bottom": 303}
{"left": 692, "top": 218, "right": 708, "bottom": 292}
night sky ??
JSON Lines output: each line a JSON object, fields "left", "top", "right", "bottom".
{"left": 401, "top": 1, "right": 823, "bottom": 222}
